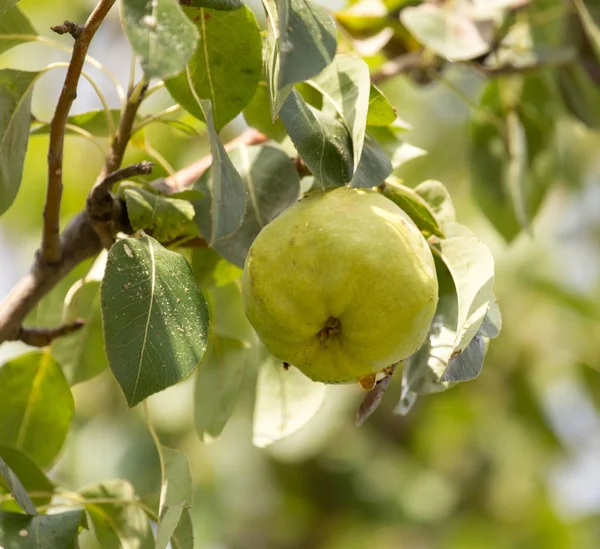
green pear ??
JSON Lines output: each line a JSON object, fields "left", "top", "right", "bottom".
{"left": 242, "top": 186, "right": 438, "bottom": 384}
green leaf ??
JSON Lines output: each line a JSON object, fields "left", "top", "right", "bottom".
{"left": 479, "top": 298, "right": 502, "bottom": 339}
{"left": 101, "top": 237, "right": 209, "bottom": 407}
{"left": 79, "top": 480, "right": 154, "bottom": 549}
{"left": 439, "top": 332, "right": 486, "bottom": 383}
{"left": 155, "top": 447, "right": 193, "bottom": 549}
{"left": 414, "top": 179, "right": 455, "bottom": 228}
{"left": 397, "top": 225, "right": 497, "bottom": 413}
{"left": 165, "top": 6, "right": 262, "bottom": 131}
{"left": 262, "top": 0, "right": 337, "bottom": 115}
{"left": 0, "top": 351, "right": 74, "bottom": 469}
{"left": 191, "top": 100, "right": 246, "bottom": 245}
{"left": 243, "top": 82, "right": 288, "bottom": 141}
{"left": 469, "top": 77, "right": 555, "bottom": 241}
{"left": 432, "top": 223, "right": 496, "bottom": 355}
{"left": 350, "top": 133, "right": 392, "bottom": 189}
{"left": 573, "top": 0, "right": 600, "bottom": 62}
{"left": 0, "top": 456, "right": 35, "bottom": 515}
{"left": 366, "top": 85, "right": 396, "bottom": 127}
{"left": 271, "top": 0, "right": 337, "bottom": 89}
{"left": 123, "top": 184, "right": 198, "bottom": 242}
{"left": 30, "top": 109, "right": 121, "bottom": 137}
{"left": 181, "top": 0, "right": 242, "bottom": 8}
{"left": 381, "top": 179, "right": 444, "bottom": 237}
{"left": 0, "top": 6, "right": 36, "bottom": 55}
{"left": 557, "top": 64, "right": 600, "bottom": 129}
{"left": 171, "top": 508, "right": 194, "bottom": 549}
{"left": 51, "top": 277, "right": 108, "bottom": 386}
{"left": 0, "top": 1, "right": 18, "bottom": 17}
{"left": 195, "top": 143, "right": 300, "bottom": 267}
{"left": 195, "top": 335, "right": 248, "bottom": 442}
{"left": 308, "top": 54, "right": 371, "bottom": 172}
{"left": 401, "top": 3, "right": 490, "bottom": 61}
{"left": 253, "top": 347, "right": 326, "bottom": 447}
{"left": 122, "top": 0, "right": 199, "bottom": 80}
{"left": 0, "top": 69, "right": 36, "bottom": 217}
{"left": 0, "top": 510, "right": 82, "bottom": 548}
{"left": 279, "top": 89, "right": 353, "bottom": 188}
{"left": 0, "top": 445, "right": 53, "bottom": 513}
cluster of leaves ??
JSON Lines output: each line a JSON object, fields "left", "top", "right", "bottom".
{"left": 4, "top": 0, "right": 598, "bottom": 546}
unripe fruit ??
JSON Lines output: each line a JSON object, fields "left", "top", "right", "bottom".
{"left": 242, "top": 186, "right": 438, "bottom": 384}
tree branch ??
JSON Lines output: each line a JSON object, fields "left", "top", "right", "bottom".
{"left": 0, "top": 129, "right": 266, "bottom": 345}
{"left": 12, "top": 321, "right": 86, "bottom": 347}
{"left": 42, "top": 0, "right": 117, "bottom": 264}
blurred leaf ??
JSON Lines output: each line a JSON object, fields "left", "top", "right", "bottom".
{"left": 206, "top": 282, "right": 254, "bottom": 342}
{"left": 192, "top": 100, "right": 246, "bottom": 244}
{"left": 573, "top": 0, "right": 600, "bottom": 61}
{"left": 309, "top": 54, "right": 371, "bottom": 172}
{"left": 155, "top": 447, "right": 193, "bottom": 549}
{"left": 557, "top": 63, "right": 600, "bottom": 128}
{"left": 182, "top": 0, "right": 242, "bottom": 8}
{"left": 79, "top": 480, "right": 154, "bottom": 549}
{"left": 195, "top": 143, "right": 300, "bottom": 267}
{"left": 51, "top": 279, "right": 107, "bottom": 386}
{"left": 0, "top": 351, "right": 74, "bottom": 469}
{"left": 195, "top": 336, "right": 248, "bottom": 442}
{"left": 279, "top": 89, "right": 353, "bottom": 188}
{"left": 122, "top": 0, "right": 198, "bottom": 80}
{"left": 0, "top": 6, "right": 36, "bottom": 55}
{"left": 0, "top": 445, "right": 53, "bottom": 513}
{"left": 414, "top": 179, "right": 455, "bottom": 228}
{"left": 101, "top": 237, "right": 209, "bottom": 407}
{"left": 123, "top": 184, "right": 198, "bottom": 242}
{"left": 469, "top": 77, "right": 555, "bottom": 240}
{"left": 191, "top": 248, "right": 241, "bottom": 289}
{"left": 0, "top": 510, "right": 82, "bottom": 548}
{"left": 367, "top": 126, "right": 426, "bottom": 170}
{"left": 0, "top": 1, "right": 18, "bottom": 17}
{"left": 401, "top": 3, "right": 490, "bottom": 61}
{"left": 505, "top": 109, "right": 529, "bottom": 230}
{"left": 382, "top": 179, "right": 444, "bottom": 237}
{"left": 165, "top": 6, "right": 262, "bottom": 131}
{"left": 0, "top": 69, "right": 36, "bottom": 217}
{"left": 366, "top": 85, "right": 396, "bottom": 127}
{"left": 30, "top": 109, "right": 121, "bottom": 137}
{"left": 350, "top": 132, "right": 392, "bottom": 188}
{"left": 253, "top": 348, "right": 326, "bottom": 447}
{"left": 243, "top": 82, "right": 288, "bottom": 141}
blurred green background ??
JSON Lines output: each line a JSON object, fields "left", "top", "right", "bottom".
{"left": 2, "top": 1, "right": 600, "bottom": 548}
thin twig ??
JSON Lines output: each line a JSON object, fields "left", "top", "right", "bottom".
{"left": 50, "top": 21, "right": 83, "bottom": 39}
{"left": 12, "top": 320, "right": 85, "bottom": 347}
{"left": 86, "top": 161, "right": 154, "bottom": 249}
{"left": 42, "top": 0, "right": 118, "bottom": 264}
{"left": 154, "top": 128, "right": 269, "bottom": 194}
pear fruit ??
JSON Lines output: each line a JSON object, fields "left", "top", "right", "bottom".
{"left": 242, "top": 186, "right": 438, "bottom": 384}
